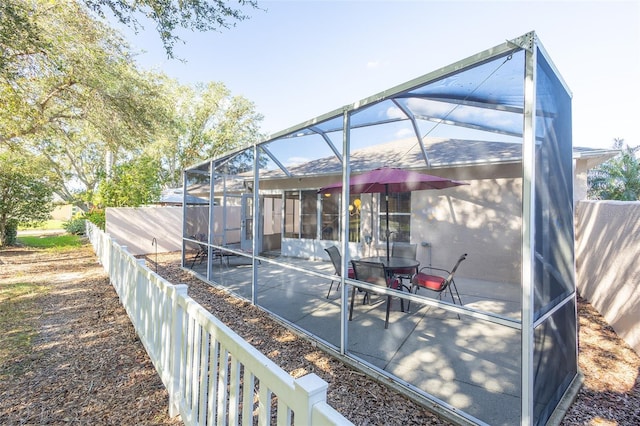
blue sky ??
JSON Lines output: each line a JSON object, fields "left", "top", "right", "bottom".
{"left": 115, "top": 1, "right": 639, "bottom": 150}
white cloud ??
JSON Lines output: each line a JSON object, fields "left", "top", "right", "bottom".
{"left": 286, "top": 157, "right": 311, "bottom": 166}
{"left": 366, "top": 60, "right": 381, "bottom": 69}
{"left": 395, "top": 128, "right": 415, "bottom": 139}
{"left": 385, "top": 105, "right": 406, "bottom": 120}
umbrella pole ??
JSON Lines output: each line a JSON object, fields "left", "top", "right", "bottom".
{"left": 385, "top": 184, "right": 390, "bottom": 262}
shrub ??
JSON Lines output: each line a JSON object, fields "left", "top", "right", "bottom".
{"left": 63, "top": 217, "right": 87, "bottom": 235}
{"left": 63, "top": 209, "right": 105, "bottom": 234}
{"left": 84, "top": 209, "right": 105, "bottom": 230}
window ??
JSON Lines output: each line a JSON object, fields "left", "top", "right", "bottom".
{"left": 300, "top": 191, "right": 318, "bottom": 239}
{"left": 321, "top": 193, "right": 339, "bottom": 240}
{"left": 379, "top": 192, "right": 411, "bottom": 243}
{"left": 284, "top": 191, "right": 300, "bottom": 238}
{"left": 320, "top": 193, "right": 361, "bottom": 242}
{"left": 285, "top": 191, "right": 361, "bottom": 242}
{"left": 284, "top": 190, "right": 317, "bottom": 239}
{"left": 263, "top": 196, "right": 282, "bottom": 235}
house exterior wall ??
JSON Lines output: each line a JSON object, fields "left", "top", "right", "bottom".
{"left": 413, "top": 175, "right": 522, "bottom": 284}
{"left": 105, "top": 199, "right": 638, "bottom": 355}
{"left": 575, "top": 200, "right": 640, "bottom": 355}
{"left": 51, "top": 204, "right": 75, "bottom": 221}
{"left": 573, "top": 169, "right": 588, "bottom": 203}
{"left": 268, "top": 165, "right": 524, "bottom": 283}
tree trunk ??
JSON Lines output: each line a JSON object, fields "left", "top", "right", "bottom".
{"left": 0, "top": 213, "right": 7, "bottom": 247}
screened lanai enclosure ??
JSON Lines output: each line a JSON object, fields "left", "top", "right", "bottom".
{"left": 182, "top": 32, "right": 577, "bottom": 426}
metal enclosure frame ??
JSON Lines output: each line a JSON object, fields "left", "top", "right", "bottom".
{"left": 182, "top": 31, "right": 578, "bottom": 425}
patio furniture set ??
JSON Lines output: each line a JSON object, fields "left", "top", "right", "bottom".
{"left": 189, "top": 234, "right": 258, "bottom": 268}
{"left": 325, "top": 243, "right": 467, "bottom": 329}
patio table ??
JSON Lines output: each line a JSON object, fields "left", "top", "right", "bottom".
{"left": 354, "top": 256, "right": 420, "bottom": 313}
{"left": 359, "top": 256, "right": 420, "bottom": 275}
{"left": 358, "top": 256, "right": 420, "bottom": 291}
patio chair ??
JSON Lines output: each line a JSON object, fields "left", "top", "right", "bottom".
{"left": 350, "top": 260, "right": 403, "bottom": 329}
{"left": 391, "top": 243, "right": 418, "bottom": 288}
{"left": 409, "top": 253, "right": 467, "bottom": 308}
{"left": 324, "top": 246, "right": 355, "bottom": 298}
{"left": 189, "top": 234, "right": 208, "bottom": 268}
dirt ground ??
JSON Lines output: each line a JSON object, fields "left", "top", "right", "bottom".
{"left": 1, "top": 243, "right": 638, "bottom": 425}
{"left": 0, "top": 245, "right": 181, "bottom": 426}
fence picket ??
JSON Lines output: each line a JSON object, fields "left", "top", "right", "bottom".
{"left": 85, "top": 221, "right": 352, "bottom": 426}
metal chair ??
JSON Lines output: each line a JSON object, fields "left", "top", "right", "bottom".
{"left": 410, "top": 253, "right": 467, "bottom": 307}
{"left": 189, "top": 234, "right": 208, "bottom": 268}
{"left": 324, "top": 246, "right": 355, "bottom": 298}
{"left": 391, "top": 243, "right": 418, "bottom": 288}
{"left": 350, "top": 260, "right": 402, "bottom": 329}
{"left": 391, "top": 242, "right": 417, "bottom": 259}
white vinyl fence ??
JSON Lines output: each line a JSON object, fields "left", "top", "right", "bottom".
{"left": 86, "top": 222, "right": 351, "bottom": 426}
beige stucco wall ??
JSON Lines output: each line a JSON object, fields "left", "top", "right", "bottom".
{"left": 265, "top": 165, "right": 524, "bottom": 283}
{"left": 411, "top": 174, "right": 522, "bottom": 284}
{"left": 50, "top": 204, "right": 75, "bottom": 221}
{"left": 106, "top": 206, "right": 184, "bottom": 255}
{"left": 575, "top": 200, "right": 640, "bottom": 355}
{"left": 573, "top": 169, "right": 588, "bottom": 203}
{"left": 106, "top": 205, "right": 242, "bottom": 256}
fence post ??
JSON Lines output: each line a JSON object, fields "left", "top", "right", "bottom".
{"left": 168, "top": 284, "right": 188, "bottom": 418}
{"left": 294, "top": 373, "right": 330, "bottom": 425}
{"left": 136, "top": 258, "right": 148, "bottom": 343}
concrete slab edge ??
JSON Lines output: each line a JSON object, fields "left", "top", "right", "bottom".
{"left": 546, "top": 370, "right": 584, "bottom": 426}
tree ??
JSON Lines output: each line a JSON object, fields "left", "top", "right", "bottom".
{"left": 147, "top": 81, "right": 264, "bottom": 188}
{"left": 97, "top": 154, "right": 163, "bottom": 207}
{"left": 1, "top": 1, "right": 173, "bottom": 209}
{"left": 0, "top": 150, "right": 55, "bottom": 246}
{"left": 2, "top": 1, "right": 265, "bottom": 208}
{"left": 588, "top": 138, "right": 640, "bottom": 201}
{"left": 0, "top": 1, "right": 49, "bottom": 77}
{"left": 2, "top": 1, "right": 133, "bottom": 145}
{"left": 83, "top": 0, "right": 261, "bottom": 58}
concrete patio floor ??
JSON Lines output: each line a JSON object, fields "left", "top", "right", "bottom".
{"left": 188, "top": 253, "right": 522, "bottom": 425}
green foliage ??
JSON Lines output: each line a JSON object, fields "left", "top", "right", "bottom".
{"left": 83, "top": 0, "right": 260, "bottom": 58}
{"left": 0, "top": 150, "right": 55, "bottom": 246}
{"left": 0, "top": 1, "right": 49, "bottom": 77}
{"left": 84, "top": 209, "right": 105, "bottom": 230}
{"left": 588, "top": 139, "right": 640, "bottom": 201}
{"left": 3, "top": 219, "right": 18, "bottom": 246}
{"left": 149, "top": 81, "right": 264, "bottom": 187}
{"left": 2, "top": 1, "right": 265, "bottom": 209}
{"left": 63, "top": 217, "right": 87, "bottom": 235}
{"left": 2, "top": 1, "right": 134, "bottom": 144}
{"left": 98, "top": 155, "right": 162, "bottom": 207}
{"left": 64, "top": 209, "right": 105, "bottom": 233}
{"left": 2, "top": 1, "right": 172, "bottom": 210}
{"left": 17, "top": 234, "right": 84, "bottom": 249}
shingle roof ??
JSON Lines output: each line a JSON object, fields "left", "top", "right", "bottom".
{"left": 268, "top": 138, "right": 616, "bottom": 178}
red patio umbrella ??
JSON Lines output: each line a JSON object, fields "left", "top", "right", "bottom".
{"left": 319, "top": 167, "right": 467, "bottom": 260}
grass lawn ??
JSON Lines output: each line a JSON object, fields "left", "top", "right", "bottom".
{"left": 16, "top": 234, "right": 83, "bottom": 249}
{"left": 18, "top": 219, "right": 65, "bottom": 231}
